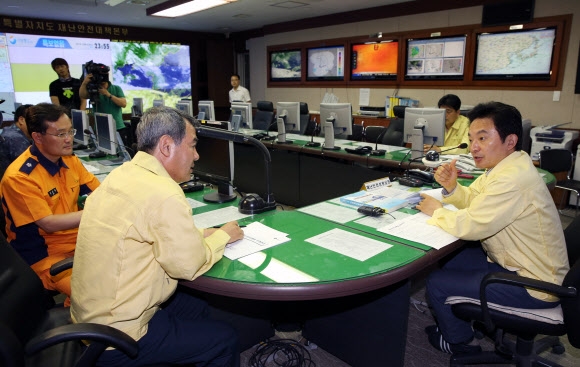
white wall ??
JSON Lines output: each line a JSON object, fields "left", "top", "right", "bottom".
{"left": 247, "top": 0, "right": 580, "bottom": 128}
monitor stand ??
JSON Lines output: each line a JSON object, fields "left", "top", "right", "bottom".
{"left": 409, "top": 128, "right": 424, "bottom": 160}
{"left": 203, "top": 182, "right": 236, "bottom": 203}
{"left": 322, "top": 120, "right": 340, "bottom": 151}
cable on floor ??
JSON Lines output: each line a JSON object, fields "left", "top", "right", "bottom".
{"left": 248, "top": 338, "right": 316, "bottom": 367}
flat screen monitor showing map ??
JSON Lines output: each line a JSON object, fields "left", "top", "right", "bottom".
{"left": 405, "top": 35, "right": 466, "bottom": 80}
{"left": 350, "top": 40, "right": 398, "bottom": 81}
{"left": 474, "top": 27, "right": 556, "bottom": 80}
{"left": 270, "top": 49, "right": 302, "bottom": 82}
{"left": 307, "top": 45, "right": 345, "bottom": 81}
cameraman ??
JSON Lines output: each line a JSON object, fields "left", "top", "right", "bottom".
{"left": 79, "top": 68, "right": 127, "bottom": 138}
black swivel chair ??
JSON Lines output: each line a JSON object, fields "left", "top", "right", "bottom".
{"left": 446, "top": 215, "right": 580, "bottom": 367}
{"left": 381, "top": 118, "right": 405, "bottom": 146}
{"left": 252, "top": 101, "right": 276, "bottom": 132}
{"left": 348, "top": 124, "right": 365, "bottom": 141}
{"left": 539, "top": 149, "right": 580, "bottom": 217}
{"left": 0, "top": 234, "right": 138, "bottom": 367}
{"left": 364, "top": 126, "right": 386, "bottom": 144}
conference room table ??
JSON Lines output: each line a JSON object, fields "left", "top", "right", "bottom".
{"left": 165, "top": 184, "right": 463, "bottom": 367}
{"left": 79, "top": 143, "right": 556, "bottom": 367}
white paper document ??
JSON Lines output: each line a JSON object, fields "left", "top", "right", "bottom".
{"left": 192, "top": 206, "right": 250, "bottom": 228}
{"left": 377, "top": 212, "right": 458, "bottom": 249}
{"left": 305, "top": 228, "right": 392, "bottom": 261}
{"left": 185, "top": 197, "right": 206, "bottom": 209}
{"left": 297, "top": 202, "right": 364, "bottom": 223}
{"left": 238, "top": 252, "right": 319, "bottom": 283}
{"left": 224, "top": 222, "right": 291, "bottom": 260}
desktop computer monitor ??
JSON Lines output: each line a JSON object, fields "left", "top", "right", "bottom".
{"left": 193, "top": 120, "right": 236, "bottom": 203}
{"left": 276, "top": 102, "right": 301, "bottom": 133}
{"left": 198, "top": 100, "right": 215, "bottom": 121}
{"left": 403, "top": 107, "right": 446, "bottom": 146}
{"left": 71, "top": 109, "right": 89, "bottom": 146}
{"left": 94, "top": 112, "right": 118, "bottom": 156}
{"left": 230, "top": 102, "right": 253, "bottom": 129}
{"left": 319, "top": 103, "right": 353, "bottom": 138}
{"left": 175, "top": 100, "right": 193, "bottom": 116}
{"left": 132, "top": 98, "right": 143, "bottom": 117}
{"left": 153, "top": 99, "right": 164, "bottom": 108}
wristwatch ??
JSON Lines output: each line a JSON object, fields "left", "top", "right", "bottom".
{"left": 108, "top": 94, "right": 112, "bottom": 100}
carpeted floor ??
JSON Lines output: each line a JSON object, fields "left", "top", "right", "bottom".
{"left": 239, "top": 212, "right": 580, "bottom": 367}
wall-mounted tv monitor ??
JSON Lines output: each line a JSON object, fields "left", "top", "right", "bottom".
{"left": 175, "top": 100, "right": 193, "bottom": 116}
{"left": 230, "top": 102, "right": 253, "bottom": 129}
{"left": 71, "top": 109, "right": 89, "bottom": 146}
{"left": 276, "top": 102, "right": 301, "bottom": 133}
{"left": 270, "top": 49, "right": 301, "bottom": 82}
{"left": 405, "top": 35, "right": 467, "bottom": 80}
{"left": 403, "top": 108, "right": 446, "bottom": 146}
{"left": 198, "top": 100, "right": 215, "bottom": 121}
{"left": 350, "top": 40, "right": 398, "bottom": 80}
{"left": 473, "top": 27, "right": 556, "bottom": 81}
{"left": 132, "top": 97, "right": 143, "bottom": 117}
{"left": 307, "top": 45, "right": 345, "bottom": 81}
{"left": 193, "top": 120, "right": 236, "bottom": 203}
{"left": 319, "top": 103, "right": 352, "bottom": 138}
{"left": 94, "top": 112, "right": 118, "bottom": 156}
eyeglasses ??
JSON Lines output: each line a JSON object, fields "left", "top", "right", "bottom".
{"left": 44, "top": 129, "right": 76, "bottom": 139}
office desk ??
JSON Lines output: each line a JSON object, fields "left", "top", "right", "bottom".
{"left": 178, "top": 190, "right": 459, "bottom": 367}
{"left": 233, "top": 132, "right": 422, "bottom": 207}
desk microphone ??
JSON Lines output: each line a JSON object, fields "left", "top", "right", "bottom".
{"left": 83, "top": 129, "right": 135, "bottom": 158}
{"left": 371, "top": 127, "right": 388, "bottom": 156}
{"left": 420, "top": 143, "right": 468, "bottom": 164}
{"left": 305, "top": 118, "right": 321, "bottom": 147}
{"left": 261, "top": 120, "right": 278, "bottom": 141}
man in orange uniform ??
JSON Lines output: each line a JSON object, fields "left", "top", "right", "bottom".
{"left": 0, "top": 103, "right": 100, "bottom": 306}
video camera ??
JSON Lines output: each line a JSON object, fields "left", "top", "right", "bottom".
{"left": 84, "top": 60, "right": 110, "bottom": 103}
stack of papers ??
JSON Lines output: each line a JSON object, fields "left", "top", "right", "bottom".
{"left": 224, "top": 222, "right": 291, "bottom": 260}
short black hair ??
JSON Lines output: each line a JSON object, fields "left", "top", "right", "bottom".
{"left": 438, "top": 94, "right": 461, "bottom": 111}
{"left": 231, "top": 73, "right": 240, "bottom": 80}
{"left": 51, "top": 58, "right": 68, "bottom": 70}
{"left": 467, "top": 101, "right": 522, "bottom": 151}
{"left": 14, "top": 104, "right": 33, "bottom": 121}
{"left": 25, "top": 103, "right": 69, "bottom": 135}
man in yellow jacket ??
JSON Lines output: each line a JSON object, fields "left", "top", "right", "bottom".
{"left": 416, "top": 101, "right": 568, "bottom": 355}
{"left": 71, "top": 107, "right": 244, "bottom": 366}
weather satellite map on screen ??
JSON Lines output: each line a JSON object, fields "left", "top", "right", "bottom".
{"left": 406, "top": 36, "right": 465, "bottom": 79}
{"left": 475, "top": 28, "right": 555, "bottom": 76}
{"left": 112, "top": 41, "right": 191, "bottom": 113}
{"left": 307, "top": 45, "right": 344, "bottom": 80}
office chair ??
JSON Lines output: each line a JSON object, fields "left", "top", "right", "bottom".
{"left": 446, "top": 215, "right": 580, "bottom": 367}
{"left": 0, "top": 234, "right": 138, "bottom": 367}
{"left": 539, "top": 148, "right": 580, "bottom": 217}
{"left": 348, "top": 124, "right": 365, "bottom": 141}
{"left": 299, "top": 102, "right": 310, "bottom": 135}
{"left": 521, "top": 119, "right": 532, "bottom": 154}
{"left": 364, "top": 126, "right": 386, "bottom": 144}
{"left": 253, "top": 101, "right": 276, "bottom": 131}
{"left": 381, "top": 118, "right": 405, "bottom": 146}
{"left": 393, "top": 105, "right": 407, "bottom": 120}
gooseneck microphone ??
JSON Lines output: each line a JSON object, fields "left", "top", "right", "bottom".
{"left": 261, "top": 120, "right": 278, "bottom": 141}
{"left": 305, "top": 118, "right": 321, "bottom": 147}
{"left": 370, "top": 127, "right": 389, "bottom": 156}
